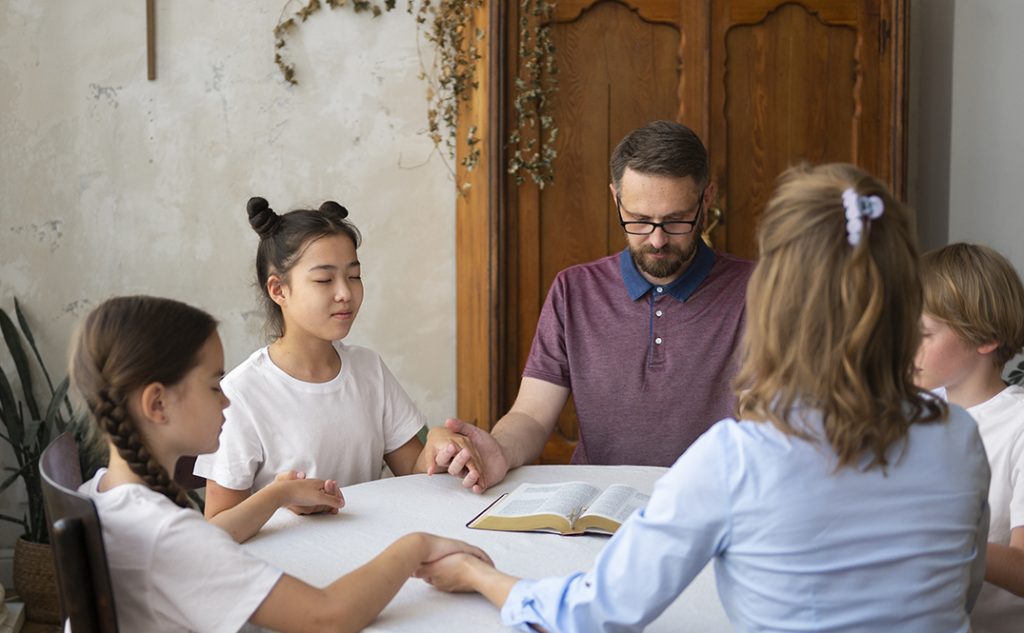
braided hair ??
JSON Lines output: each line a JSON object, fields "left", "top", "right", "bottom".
{"left": 246, "top": 197, "right": 361, "bottom": 339}
{"left": 71, "top": 296, "right": 218, "bottom": 507}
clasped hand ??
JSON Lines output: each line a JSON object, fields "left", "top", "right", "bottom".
{"left": 424, "top": 419, "right": 511, "bottom": 493}
{"left": 273, "top": 470, "right": 344, "bottom": 515}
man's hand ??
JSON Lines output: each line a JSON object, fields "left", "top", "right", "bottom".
{"left": 273, "top": 470, "right": 344, "bottom": 515}
{"left": 420, "top": 426, "right": 482, "bottom": 478}
{"left": 430, "top": 418, "right": 510, "bottom": 493}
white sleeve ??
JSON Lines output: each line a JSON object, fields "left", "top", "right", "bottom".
{"left": 1009, "top": 427, "right": 1024, "bottom": 529}
{"left": 193, "top": 393, "right": 264, "bottom": 491}
{"left": 500, "top": 421, "right": 734, "bottom": 633}
{"left": 967, "top": 501, "right": 991, "bottom": 612}
{"left": 149, "top": 512, "right": 283, "bottom": 633}
{"left": 379, "top": 358, "right": 427, "bottom": 452}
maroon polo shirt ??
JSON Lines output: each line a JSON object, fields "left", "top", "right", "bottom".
{"left": 522, "top": 241, "right": 753, "bottom": 466}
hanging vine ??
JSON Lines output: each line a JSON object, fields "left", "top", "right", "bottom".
{"left": 273, "top": 0, "right": 398, "bottom": 85}
{"left": 408, "top": 0, "right": 486, "bottom": 187}
{"left": 507, "top": 0, "right": 558, "bottom": 188}
{"left": 273, "top": 0, "right": 559, "bottom": 190}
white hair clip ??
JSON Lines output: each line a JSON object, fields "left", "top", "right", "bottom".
{"left": 841, "top": 188, "right": 884, "bottom": 246}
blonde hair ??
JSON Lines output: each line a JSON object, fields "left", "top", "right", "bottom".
{"left": 735, "top": 163, "right": 946, "bottom": 471}
{"left": 921, "top": 243, "right": 1024, "bottom": 367}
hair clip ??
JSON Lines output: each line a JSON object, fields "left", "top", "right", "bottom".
{"left": 841, "top": 188, "right": 884, "bottom": 246}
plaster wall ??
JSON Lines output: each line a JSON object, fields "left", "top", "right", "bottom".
{"left": 0, "top": 1, "right": 456, "bottom": 556}
{"left": 947, "top": 0, "right": 1024, "bottom": 275}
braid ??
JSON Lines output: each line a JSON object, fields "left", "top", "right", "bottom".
{"left": 70, "top": 296, "right": 215, "bottom": 510}
{"left": 94, "top": 387, "right": 190, "bottom": 508}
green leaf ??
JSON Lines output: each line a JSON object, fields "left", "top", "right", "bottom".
{"left": 15, "top": 298, "right": 56, "bottom": 396}
{"left": 23, "top": 419, "right": 42, "bottom": 451}
{"left": 0, "top": 306, "right": 41, "bottom": 420}
{"left": 0, "top": 367, "right": 25, "bottom": 447}
{"left": 0, "top": 461, "right": 30, "bottom": 495}
{"left": 43, "top": 376, "right": 70, "bottom": 437}
{"left": 0, "top": 514, "right": 28, "bottom": 529}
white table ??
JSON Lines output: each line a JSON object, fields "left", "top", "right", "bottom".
{"left": 242, "top": 465, "right": 732, "bottom": 632}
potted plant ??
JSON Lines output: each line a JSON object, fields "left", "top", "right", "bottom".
{"left": 0, "top": 299, "right": 88, "bottom": 624}
{"left": 1009, "top": 358, "right": 1024, "bottom": 386}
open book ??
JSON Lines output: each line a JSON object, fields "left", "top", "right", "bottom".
{"left": 467, "top": 481, "right": 650, "bottom": 535}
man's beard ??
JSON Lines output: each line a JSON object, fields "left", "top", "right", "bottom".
{"left": 630, "top": 241, "right": 698, "bottom": 280}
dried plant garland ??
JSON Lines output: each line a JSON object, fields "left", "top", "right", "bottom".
{"left": 507, "top": 0, "right": 558, "bottom": 188}
{"left": 409, "top": 0, "right": 485, "bottom": 189}
{"left": 273, "top": 0, "right": 397, "bottom": 85}
{"left": 273, "top": 0, "right": 559, "bottom": 189}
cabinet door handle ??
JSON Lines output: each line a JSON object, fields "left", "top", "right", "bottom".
{"left": 702, "top": 206, "right": 724, "bottom": 246}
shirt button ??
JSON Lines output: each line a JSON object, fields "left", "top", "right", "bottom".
{"left": 656, "top": 287, "right": 664, "bottom": 293}
{"left": 655, "top": 337, "right": 663, "bottom": 345}
{"left": 655, "top": 310, "right": 663, "bottom": 317}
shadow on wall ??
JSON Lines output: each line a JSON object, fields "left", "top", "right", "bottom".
{"left": 908, "top": 0, "right": 955, "bottom": 252}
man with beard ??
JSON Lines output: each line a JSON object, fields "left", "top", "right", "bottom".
{"left": 431, "top": 121, "right": 754, "bottom": 491}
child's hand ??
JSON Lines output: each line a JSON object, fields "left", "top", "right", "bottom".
{"left": 416, "top": 552, "right": 493, "bottom": 593}
{"left": 273, "top": 470, "right": 345, "bottom": 515}
{"left": 424, "top": 426, "right": 484, "bottom": 479}
{"left": 429, "top": 419, "right": 511, "bottom": 493}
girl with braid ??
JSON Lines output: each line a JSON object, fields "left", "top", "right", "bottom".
{"left": 194, "top": 197, "right": 475, "bottom": 519}
{"left": 416, "top": 164, "right": 991, "bottom": 632}
{"left": 71, "top": 295, "right": 490, "bottom": 633}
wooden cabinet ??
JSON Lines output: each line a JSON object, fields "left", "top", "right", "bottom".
{"left": 455, "top": 0, "right": 907, "bottom": 462}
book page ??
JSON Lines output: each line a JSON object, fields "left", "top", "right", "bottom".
{"left": 580, "top": 484, "right": 650, "bottom": 523}
{"left": 485, "top": 482, "right": 601, "bottom": 521}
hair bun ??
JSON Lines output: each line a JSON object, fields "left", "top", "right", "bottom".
{"left": 247, "top": 197, "right": 282, "bottom": 239}
{"left": 319, "top": 200, "right": 349, "bottom": 219}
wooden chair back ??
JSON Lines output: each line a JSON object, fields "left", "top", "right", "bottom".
{"left": 39, "top": 433, "right": 118, "bottom": 633}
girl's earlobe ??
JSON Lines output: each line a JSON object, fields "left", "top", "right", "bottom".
{"left": 138, "top": 382, "right": 170, "bottom": 425}
{"left": 267, "top": 275, "right": 287, "bottom": 307}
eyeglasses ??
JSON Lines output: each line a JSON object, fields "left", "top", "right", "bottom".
{"left": 616, "top": 195, "right": 704, "bottom": 236}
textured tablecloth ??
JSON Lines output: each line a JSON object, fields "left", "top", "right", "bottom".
{"left": 241, "top": 464, "right": 731, "bottom": 632}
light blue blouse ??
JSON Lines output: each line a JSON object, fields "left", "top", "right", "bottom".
{"left": 501, "top": 407, "right": 990, "bottom": 632}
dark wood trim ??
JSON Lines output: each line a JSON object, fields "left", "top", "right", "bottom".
{"left": 892, "top": 0, "right": 908, "bottom": 200}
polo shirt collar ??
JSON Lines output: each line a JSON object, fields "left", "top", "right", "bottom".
{"left": 618, "top": 240, "right": 716, "bottom": 302}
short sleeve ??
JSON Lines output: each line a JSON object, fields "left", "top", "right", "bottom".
{"left": 193, "top": 394, "right": 264, "bottom": 491}
{"left": 501, "top": 421, "right": 733, "bottom": 632}
{"left": 149, "top": 512, "right": 283, "bottom": 633}
{"left": 1009, "top": 427, "right": 1024, "bottom": 529}
{"left": 380, "top": 358, "right": 427, "bottom": 453}
{"left": 522, "top": 274, "right": 570, "bottom": 387}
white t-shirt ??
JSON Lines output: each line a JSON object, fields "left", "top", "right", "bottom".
{"left": 969, "top": 384, "right": 1024, "bottom": 633}
{"left": 194, "top": 342, "right": 425, "bottom": 491}
{"left": 74, "top": 469, "right": 282, "bottom": 633}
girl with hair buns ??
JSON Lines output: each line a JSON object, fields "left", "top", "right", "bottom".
{"left": 70, "top": 295, "right": 490, "bottom": 633}
{"left": 195, "top": 197, "right": 471, "bottom": 518}
{"left": 416, "top": 163, "right": 991, "bottom": 632}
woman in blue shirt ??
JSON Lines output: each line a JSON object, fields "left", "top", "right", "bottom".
{"left": 416, "top": 163, "right": 991, "bottom": 633}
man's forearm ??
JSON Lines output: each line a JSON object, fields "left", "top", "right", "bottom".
{"left": 492, "top": 411, "right": 553, "bottom": 469}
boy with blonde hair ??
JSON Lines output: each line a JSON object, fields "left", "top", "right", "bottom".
{"left": 916, "top": 242, "right": 1024, "bottom": 633}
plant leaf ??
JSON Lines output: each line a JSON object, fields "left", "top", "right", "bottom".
{"left": 14, "top": 298, "right": 56, "bottom": 395}
{"left": 43, "top": 376, "right": 70, "bottom": 437}
{"left": 0, "top": 306, "right": 41, "bottom": 420}
{"left": 0, "top": 461, "right": 30, "bottom": 494}
{"left": 0, "top": 367, "right": 25, "bottom": 447}
{"left": 0, "top": 514, "right": 28, "bottom": 528}
{"left": 23, "top": 419, "right": 41, "bottom": 447}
